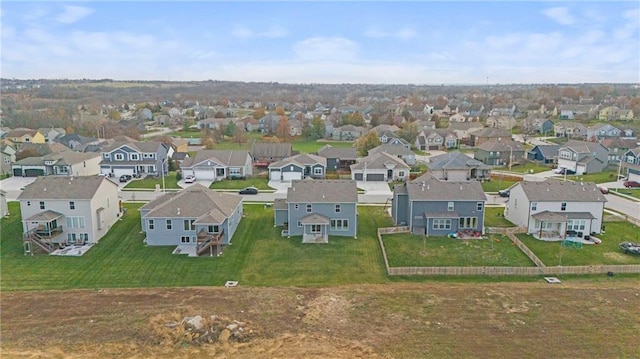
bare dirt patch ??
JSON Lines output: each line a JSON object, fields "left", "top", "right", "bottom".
{"left": 2, "top": 281, "right": 640, "bottom": 358}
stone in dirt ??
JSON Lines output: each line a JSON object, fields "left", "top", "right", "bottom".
{"left": 186, "top": 315, "right": 205, "bottom": 330}
{"left": 219, "top": 328, "right": 231, "bottom": 342}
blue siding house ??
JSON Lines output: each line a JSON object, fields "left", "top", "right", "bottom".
{"left": 392, "top": 174, "right": 487, "bottom": 236}
{"left": 274, "top": 179, "right": 358, "bottom": 243}
{"left": 526, "top": 144, "right": 560, "bottom": 164}
{"left": 139, "top": 184, "right": 243, "bottom": 257}
{"left": 100, "top": 141, "right": 169, "bottom": 178}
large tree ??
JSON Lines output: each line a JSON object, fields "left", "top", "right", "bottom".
{"left": 398, "top": 121, "right": 420, "bottom": 145}
{"left": 275, "top": 116, "right": 291, "bottom": 142}
{"left": 356, "top": 131, "right": 381, "bottom": 157}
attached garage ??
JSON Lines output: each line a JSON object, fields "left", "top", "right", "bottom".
{"left": 282, "top": 171, "right": 302, "bottom": 181}
{"left": 446, "top": 171, "right": 468, "bottom": 181}
{"left": 24, "top": 168, "right": 45, "bottom": 177}
{"left": 12, "top": 168, "right": 22, "bottom": 177}
{"left": 194, "top": 169, "right": 216, "bottom": 180}
{"left": 354, "top": 173, "right": 363, "bottom": 181}
{"left": 269, "top": 170, "right": 281, "bottom": 181}
{"left": 366, "top": 173, "right": 385, "bottom": 181}
{"left": 111, "top": 168, "right": 135, "bottom": 178}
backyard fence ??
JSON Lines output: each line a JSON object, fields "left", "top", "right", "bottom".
{"left": 377, "top": 226, "right": 640, "bottom": 277}
{"left": 604, "top": 213, "right": 640, "bottom": 227}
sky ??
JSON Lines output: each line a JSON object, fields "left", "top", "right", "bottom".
{"left": 1, "top": 1, "right": 639, "bottom": 85}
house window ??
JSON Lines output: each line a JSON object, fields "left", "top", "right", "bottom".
{"left": 398, "top": 171, "right": 405, "bottom": 177}
{"left": 148, "top": 220, "right": 155, "bottom": 230}
{"left": 561, "top": 202, "right": 567, "bottom": 211}
{"left": 335, "top": 204, "right": 341, "bottom": 213}
{"left": 330, "top": 219, "right": 349, "bottom": 231}
{"left": 297, "top": 220, "right": 302, "bottom": 227}
{"left": 313, "top": 167, "right": 323, "bottom": 175}
{"left": 433, "top": 219, "right": 451, "bottom": 230}
{"left": 294, "top": 204, "right": 299, "bottom": 210}
{"left": 27, "top": 201, "right": 31, "bottom": 206}
{"left": 229, "top": 168, "right": 241, "bottom": 175}
{"left": 39, "top": 201, "right": 45, "bottom": 210}
{"left": 459, "top": 217, "right": 478, "bottom": 229}
{"left": 183, "top": 219, "right": 195, "bottom": 231}
{"left": 104, "top": 153, "right": 110, "bottom": 159}
{"left": 567, "top": 219, "right": 586, "bottom": 231}
{"left": 531, "top": 202, "right": 537, "bottom": 211}
{"left": 114, "top": 153, "right": 124, "bottom": 161}
{"left": 166, "top": 220, "right": 172, "bottom": 230}
{"left": 306, "top": 204, "right": 312, "bottom": 213}
{"left": 181, "top": 236, "right": 190, "bottom": 243}
{"left": 130, "top": 153, "right": 140, "bottom": 161}
{"left": 477, "top": 202, "right": 484, "bottom": 211}
{"left": 69, "top": 201, "right": 75, "bottom": 210}
{"left": 310, "top": 224, "right": 322, "bottom": 233}
{"left": 66, "top": 216, "right": 86, "bottom": 228}
{"left": 447, "top": 202, "right": 454, "bottom": 211}
{"left": 208, "top": 225, "right": 219, "bottom": 233}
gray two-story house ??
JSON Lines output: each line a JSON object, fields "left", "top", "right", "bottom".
{"left": 317, "top": 145, "right": 357, "bottom": 172}
{"left": 392, "top": 174, "right": 487, "bottom": 236}
{"left": 274, "top": 179, "right": 358, "bottom": 243}
{"left": 140, "top": 184, "right": 243, "bottom": 257}
{"left": 473, "top": 139, "right": 525, "bottom": 167}
{"left": 557, "top": 140, "right": 608, "bottom": 175}
{"left": 100, "top": 141, "right": 169, "bottom": 178}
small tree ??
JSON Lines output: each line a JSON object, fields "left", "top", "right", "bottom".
{"left": 276, "top": 116, "right": 291, "bottom": 142}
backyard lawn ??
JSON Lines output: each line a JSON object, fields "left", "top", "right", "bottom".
{"left": 482, "top": 179, "right": 518, "bottom": 192}
{"left": 484, "top": 206, "right": 515, "bottom": 227}
{"left": 516, "top": 220, "right": 640, "bottom": 266}
{"left": 561, "top": 170, "right": 619, "bottom": 184}
{"left": 507, "top": 161, "right": 552, "bottom": 174}
{"left": 291, "top": 138, "right": 355, "bottom": 154}
{"left": 381, "top": 233, "right": 534, "bottom": 267}
{"left": 123, "top": 171, "right": 180, "bottom": 189}
{"left": 0, "top": 202, "right": 393, "bottom": 291}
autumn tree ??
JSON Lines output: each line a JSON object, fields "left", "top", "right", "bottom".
{"left": 275, "top": 117, "right": 291, "bottom": 142}
{"left": 356, "top": 131, "right": 381, "bottom": 157}
{"left": 275, "top": 106, "right": 286, "bottom": 116}
{"left": 398, "top": 121, "right": 420, "bottom": 144}
{"left": 108, "top": 110, "right": 121, "bottom": 120}
{"left": 214, "top": 111, "right": 226, "bottom": 118}
{"left": 342, "top": 113, "right": 365, "bottom": 126}
{"left": 302, "top": 117, "right": 326, "bottom": 140}
{"left": 232, "top": 126, "right": 247, "bottom": 146}
{"left": 253, "top": 107, "right": 266, "bottom": 119}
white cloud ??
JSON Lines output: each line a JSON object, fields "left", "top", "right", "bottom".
{"left": 55, "top": 5, "right": 93, "bottom": 24}
{"left": 293, "top": 37, "right": 359, "bottom": 60}
{"left": 231, "top": 25, "right": 287, "bottom": 39}
{"left": 542, "top": 7, "right": 575, "bottom": 25}
{"left": 364, "top": 26, "right": 416, "bottom": 40}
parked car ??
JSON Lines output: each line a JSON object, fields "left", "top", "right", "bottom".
{"left": 184, "top": 175, "right": 196, "bottom": 184}
{"left": 119, "top": 174, "right": 132, "bottom": 182}
{"left": 498, "top": 189, "right": 510, "bottom": 197}
{"left": 553, "top": 167, "right": 575, "bottom": 175}
{"left": 623, "top": 180, "right": 640, "bottom": 188}
{"left": 239, "top": 186, "right": 258, "bottom": 195}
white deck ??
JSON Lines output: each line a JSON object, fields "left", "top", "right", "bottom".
{"left": 50, "top": 243, "right": 95, "bottom": 256}
{"left": 172, "top": 244, "right": 197, "bottom": 257}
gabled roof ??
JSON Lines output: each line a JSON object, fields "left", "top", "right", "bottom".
{"left": 102, "top": 141, "right": 166, "bottom": 153}
{"left": 350, "top": 152, "right": 410, "bottom": 171}
{"left": 317, "top": 145, "right": 357, "bottom": 159}
{"left": 469, "top": 127, "right": 510, "bottom": 138}
{"left": 600, "top": 138, "right": 638, "bottom": 150}
{"left": 529, "top": 144, "right": 560, "bottom": 158}
{"left": 560, "top": 140, "right": 604, "bottom": 153}
{"left": 181, "top": 150, "right": 249, "bottom": 168}
{"left": 269, "top": 153, "right": 326, "bottom": 168}
{"left": 476, "top": 139, "right": 524, "bottom": 152}
{"left": 399, "top": 174, "right": 486, "bottom": 201}
{"left": 251, "top": 142, "right": 292, "bottom": 157}
{"left": 140, "top": 183, "right": 242, "bottom": 222}
{"left": 368, "top": 143, "right": 414, "bottom": 156}
{"left": 17, "top": 176, "right": 116, "bottom": 200}
{"left": 286, "top": 179, "right": 358, "bottom": 203}
{"left": 517, "top": 180, "right": 607, "bottom": 202}
{"left": 427, "top": 151, "right": 491, "bottom": 171}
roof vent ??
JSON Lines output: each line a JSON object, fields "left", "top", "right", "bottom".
{"left": 177, "top": 208, "right": 180, "bottom": 215}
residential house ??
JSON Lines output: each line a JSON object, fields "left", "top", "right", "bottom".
{"left": 586, "top": 123, "right": 622, "bottom": 141}
{"left": 504, "top": 180, "right": 606, "bottom": 239}
{"left": 598, "top": 106, "right": 621, "bottom": 121}
{"left": 557, "top": 140, "right": 608, "bottom": 175}
{"left": 526, "top": 144, "right": 560, "bottom": 164}
{"left": 392, "top": 174, "right": 487, "bottom": 236}
{"left": 368, "top": 142, "right": 416, "bottom": 166}
{"left": 557, "top": 105, "right": 598, "bottom": 120}
{"left": 251, "top": 142, "right": 293, "bottom": 167}
{"left": 317, "top": 145, "right": 357, "bottom": 172}
{"left": 153, "top": 137, "right": 189, "bottom": 154}
{"left": 54, "top": 134, "right": 101, "bottom": 152}
{"left": 488, "top": 105, "right": 516, "bottom": 117}
{"left": 415, "top": 129, "right": 458, "bottom": 150}
{"left": 350, "top": 152, "right": 410, "bottom": 182}
{"left": 1, "top": 141, "right": 17, "bottom": 176}
{"left": 180, "top": 150, "right": 252, "bottom": 181}
{"left": 521, "top": 118, "right": 554, "bottom": 135}
{"left": 139, "top": 184, "right": 243, "bottom": 256}
{"left": 258, "top": 113, "right": 283, "bottom": 134}
{"left": 468, "top": 127, "right": 511, "bottom": 147}
{"left": 449, "top": 113, "right": 467, "bottom": 123}
{"left": 12, "top": 151, "right": 101, "bottom": 177}
{"left": 619, "top": 109, "right": 635, "bottom": 121}
{"left": 485, "top": 115, "right": 517, "bottom": 131}
{"left": 331, "top": 125, "right": 366, "bottom": 141}
{"left": 6, "top": 128, "right": 45, "bottom": 145}
{"left": 601, "top": 138, "right": 639, "bottom": 163}
{"left": 273, "top": 179, "right": 358, "bottom": 243}
{"left": 554, "top": 122, "right": 588, "bottom": 139}
{"left": 448, "top": 122, "right": 484, "bottom": 145}
{"left": 99, "top": 141, "right": 169, "bottom": 177}
{"left": 37, "top": 127, "right": 66, "bottom": 143}
{"left": 620, "top": 147, "right": 640, "bottom": 182}
{"left": 268, "top": 153, "right": 326, "bottom": 181}
{"left": 427, "top": 151, "right": 492, "bottom": 181}
{"left": 473, "top": 139, "right": 525, "bottom": 167}
{"left": 18, "top": 176, "right": 121, "bottom": 254}
{"left": 243, "top": 117, "right": 260, "bottom": 132}
{"left": 197, "top": 117, "right": 233, "bottom": 131}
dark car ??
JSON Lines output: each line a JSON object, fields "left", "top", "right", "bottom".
{"left": 623, "top": 181, "right": 640, "bottom": 188}
{"left": 119, "top": 174, "right": 132, "bottom": 182}
{"left": 239, "top": 186, "right": 258, "bottom": 195}
{"left": 498, "top": 189, "right": 510, "bottom": 197}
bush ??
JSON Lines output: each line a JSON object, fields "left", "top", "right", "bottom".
{"left": 176, "top": 171, "right": 182, "bottom": 181}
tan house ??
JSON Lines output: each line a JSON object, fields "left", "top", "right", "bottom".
{"left": 6, "top": 129, "right": 46, "bottom": 144}
{"left": 485, "top": 115, "right": 517, "bottom": 131}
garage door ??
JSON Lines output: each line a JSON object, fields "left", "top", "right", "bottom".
{"left": 282, "top": 171, "right": 302, "bottom": 181}
{"left": 13, "top": 168, "right": 22, "bottom": 177}
{"left": 24, "top": 169, "right": 45, "bottom": 177}
{"left": 366, "top": 173, "right": 385, "bottom": 181}
{"left": 112, "top": 168, "right": 134, "bottom": 177}
{"left": 270, "top": 170, "right": 281, "bottom": 180}
{"left": 447, "top": 171, "right": 468, "bottom": 181}
{"left": 194, "top": 169, "right": 216, "bottom": 180}
{"left": 354, "top": 173, "right": 363, "bottom": 180}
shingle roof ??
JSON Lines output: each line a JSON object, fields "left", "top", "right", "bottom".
{"left": 317, "top": 145, "right": 357, "bottom": 159}
{"left": 469, "top": 127, "right": 511, "bottom": 138}
{"left": 518, "top": 180, "right": 607, "bottom": 202}
{"left": 427, "top": 151, "right": 491, "bottom": 170}
{"left": 140, "top": 184, "right": 242, "bottom": 221}
{"left": 181, "top": 150, "right": 249, "bottom": 168}
{"left": 530, "top": 145, "right": 560, "bottom": 158}
{"left": 400, "top": 174, "right": 486, "bottom": 201}
{"left": 269, "top": 153, "right": 326, "bottom": 168}
{"left": 368, "top": 143, "right": 414, "bottom": 156}
{"left": 17, "top": 176, "right": 116, "bottom": 200}
{"left": 286, "top": 179, "right": 358, "bottom": 203}
{"left": 561, "top": 140, "right": 603, "bottom": 153}
{"left": 350, "top": 152, "right": 410, "bottom": 171}
{"left": 251, "top": 142, "right": 292, "bottom": 158}
{"left": 476, "top": 139, "right": 524, "bottom": 152}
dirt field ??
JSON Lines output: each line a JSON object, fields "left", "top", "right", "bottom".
{"left": 2, "top": 280, "right": 639, "bottom": 358}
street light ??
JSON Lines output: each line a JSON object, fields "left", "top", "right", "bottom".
{"left": 161, "top": 157, "right": 168, "bottom": 193}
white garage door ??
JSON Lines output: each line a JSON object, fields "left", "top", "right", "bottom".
{"left": 270, "top": 170, "right": 281, "bottom": 180}
{"left": 112, "top": 168, "right": 134, "bottom": 177}
{"left": 194, "top": 169, "right": 216, "bottom": 180}
{"left": 448, "top": 171, "right": 468, "bottom": 181}
{"left": 282, "top": 172, "right": 302, "bottom": 181}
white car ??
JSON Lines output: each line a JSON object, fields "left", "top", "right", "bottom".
{"left": 184, "top": 175, "right": 196, "bottom": 183}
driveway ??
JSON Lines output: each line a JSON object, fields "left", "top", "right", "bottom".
{"left": 268, "top": 180, "right": 292, "bottom": 194}
{"left": 356, "top": 181, "right": 393, "bottom": 196}
{"left": 0, "top": 177, "right": 37, "bottom": 201}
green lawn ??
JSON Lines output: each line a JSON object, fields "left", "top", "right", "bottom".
{"left": 516, "top": 221, "right": 640, "bottom": 266}
{"left": 507, "top": 161, "right": 552, "bottom": 174}
{"left": 484, "top": 206, "right": 515, "bottom": 227}
{"left": 209, "top": 177, "right": 272, "bottom": 190}
{"left": 123, "top": 172, "right": 180, "bottom": 189}
{"left": 482, "top": 179, "right": 518, "bottom": 192}
{"left": 0, "top": 202, "right": 393, "bottom": 291}
{"left": 382, "top": 233, "right": 534, "bottom": 267}
{"left": 561, "top": 170, "right": 619, "bottom": 184}
{"left": 291, "top": 139, "right": 355, "bottom": 154}
{"left": 610, "top": 189, "right": 640, "bottom": 200}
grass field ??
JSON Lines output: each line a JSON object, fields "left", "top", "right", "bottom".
{"left": 482, "top": 179, "right": 517, "bottom": 192}
{"left": 209, "top": 177, "right": 272, "bottom": 190}
{"left": 382, "top": 233, "right": 534, "bottom": 267}
{"left": 516, "top": 220, "right": 640, "bottom": 266}
{"left": 562, "top": 170, "right": 618, "bottom": 184}
{"left": 123, "top": 172, "right": 180, "bottom": 189}
{"left": 507, "top": 161, "right": 552, "bottom": 174}
{"left": 0, "top": 202, "right": 393, "bottom": 291}
{"left": 484, "top": 206, "right": 514, "bottom": 227}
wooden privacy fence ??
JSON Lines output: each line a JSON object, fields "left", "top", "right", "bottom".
{"left": 377, "top": 226, "right": 640, "bottom": 276}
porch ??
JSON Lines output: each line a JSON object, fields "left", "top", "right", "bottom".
{"left": 22, "top": 210, "right": 65, "bottom": 255}
{"left": 531, "top": 211, "right": 598, "bottom": 242}
{"left": 196, "top": 229, "right": 225, "bottom": 256}
{"left": 301, "top": 213, "right": 329, "bottom": 244}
